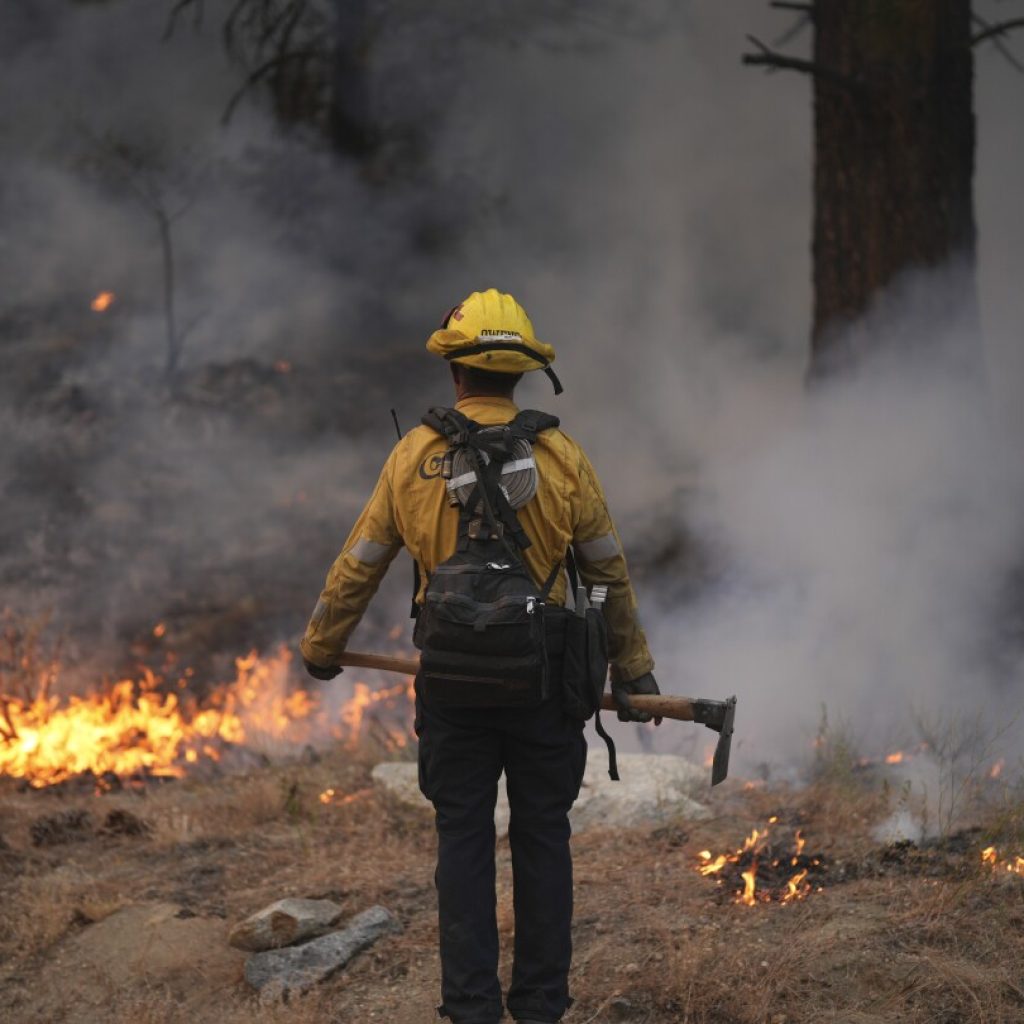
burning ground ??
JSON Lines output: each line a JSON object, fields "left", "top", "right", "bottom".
{"left": 2, "top": 706, "right": 1024, "bottom": 1023}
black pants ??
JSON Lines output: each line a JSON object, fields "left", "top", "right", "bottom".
{"left": 416, "top": 678, "right": 587, "bottom": 1024}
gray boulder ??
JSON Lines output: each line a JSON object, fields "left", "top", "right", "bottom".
{"left": 372, "top": 753, "right": 710, "bottom": 835}
{"left": 229, "top": 897, "right": 344, "bottom": 952}
{"left": 572, "top": 753, "right": 711, "bottom": 830}
{"left": 244, "top": 905, "right": 400, "bottom": 999}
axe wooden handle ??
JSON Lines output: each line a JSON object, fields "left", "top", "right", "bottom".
{"left": 334, "top": 651, "right": 698, "bottom": 721}
{"left": 336, "top": 651, "right": 419, "bottom": 675}
{"left": 598, "top": 693, "right": 696, "bottom": 721}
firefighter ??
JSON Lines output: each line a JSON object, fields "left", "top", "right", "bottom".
{"left": 301, "top": 288, "right": 658, "bottom": 1024}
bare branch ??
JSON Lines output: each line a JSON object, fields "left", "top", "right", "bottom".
{"left": 220, "top": 47, "right": 328, "bottom": 125}
{"left": 773, "top": 13, "right": 812, "bottom": 49}
{"left": 971, "top": 14, "right": 1024, "bottom": 71}
{"left": 741, "top": 36, "right": 861, "bottom": 91}
{"left": 163, "top": 0, "right": 204, "bottom": 41}
{"left": 971, "top": 17, "right": 1024, "bottom": 46}
{"left": 770, "top": 2, "right": 813, "bottom": 11}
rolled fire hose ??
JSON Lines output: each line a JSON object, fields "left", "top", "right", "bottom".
{"left": 448, "top": 432, "right": 537, "bottom": 510}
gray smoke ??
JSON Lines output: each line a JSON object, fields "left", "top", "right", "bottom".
{"left": 2, "top": 0, "right": 1022, "bottom": 773}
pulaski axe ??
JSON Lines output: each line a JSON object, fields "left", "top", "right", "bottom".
{"left": 333, "top": 651, "right": 737, "bottom": 786}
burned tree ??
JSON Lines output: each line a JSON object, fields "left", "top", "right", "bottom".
{"left": 745, "top": 2, "right": 1022, "bottom": 376}
{"left": 165, "top": 0, "right": 676, "bottom": 172}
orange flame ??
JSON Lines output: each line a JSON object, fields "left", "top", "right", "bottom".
{"left": 0, "top": 647, "right": 415, "bottom": 788}
{"left": 885, "top": 751, "right": 905, "bottom": 765}
{"left": 740, "top": 868, "right": 757, "bottom": 906}
{"left": 698, "top": 851, "right": 728, "bottom": 876}
{"left": 320, "top": 786, "right": 371, "bottom": 807}
{"left": 91, "top": 291, "right": 115, "bottom": 312}
{"left": 782, "top": 868, "right": 809, "bottom": 903}
{"left": 695, "top": 818, "right": 820, "bottom": 906}
{"left": 981, "top": 845, "right": 1024, "bottom": 876}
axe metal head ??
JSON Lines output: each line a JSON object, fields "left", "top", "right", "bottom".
{"left": 710, "top": 696, "right": 736, "bottom": 786}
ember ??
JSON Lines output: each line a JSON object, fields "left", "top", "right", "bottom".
{"left": 319, "top": 786, "right": 372, "bottom": 807}
{"left": 90, "top": 291, "right": 115, "bottom": 312}
{"left": 696, "top": 816, "right": 826, "bottom": 905}
{"left": 0, "top": 647, "right": 414, "bottom": 790}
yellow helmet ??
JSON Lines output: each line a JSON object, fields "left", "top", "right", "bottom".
{"left": 426, "top": 288, "right": 562, "bottom": 394}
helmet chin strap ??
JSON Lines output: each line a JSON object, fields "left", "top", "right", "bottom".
{"left": 447, "top": 343, "right": 564, "bottom": 395}
{"left": 543, "top": 366, "right": 564, "bottom": 395}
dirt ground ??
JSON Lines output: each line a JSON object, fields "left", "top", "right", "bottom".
{"left": 2, "top": 747, "right": 1023, "bottom": 1024}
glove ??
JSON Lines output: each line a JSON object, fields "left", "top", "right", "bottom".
{"left": 303, "top": 657, "right": 342, "bottom": 681}
{"left": 612, "top": 671, "right": 662, "bottom": 725}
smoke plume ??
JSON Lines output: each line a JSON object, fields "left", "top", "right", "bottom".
{"left": 1, "top": 0, "right": 1022, "bottom": 774}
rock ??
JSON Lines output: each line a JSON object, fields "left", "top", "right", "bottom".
{"left": 229, "top": 897, "right": 345, "bottom": 952}
{"left": 570, "top": 753, "right": 712, "bottom": 830}
{"left": 244, "top": 905, "right": 400, "bottom": 998}
{"left": 372, "top": 753, "right": 711, "bottom": 836}
{"left": 370, "top": 761, "right": 428, "bottom": 810}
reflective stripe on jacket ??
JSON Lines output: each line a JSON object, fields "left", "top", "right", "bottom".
{"left": 300, "top": 395, "right": 654, "bottom": 683}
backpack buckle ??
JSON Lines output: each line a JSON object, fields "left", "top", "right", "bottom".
{"left": 467, "top": 518, "right": 504, "bottom": 541}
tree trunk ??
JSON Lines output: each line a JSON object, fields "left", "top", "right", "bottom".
{"left": 330, "top": 0, "right": 377, "bottom": 159}
{"left": 811, "top": 0, "right": 978, "bottom": 376}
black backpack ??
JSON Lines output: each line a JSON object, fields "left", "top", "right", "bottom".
{"left": 412, "top": 406, "right": 621, "bottom": 778}
{"left": 412, "top": 407, "right": 562, "bottom": 707}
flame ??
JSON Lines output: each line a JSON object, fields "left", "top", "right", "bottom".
{"left": 698, "top": 851, "right": 729, "bottom": 876}
{"left": 695, "top": 818, "right": 819, "bottom": 906}
{"left": 740, "top": 868, "right": 757, "bottom": 906}
{"left": 981, "top": 845, "right": 1024, "bottom": 876}
{"left": 152, "top": 622, "right": 167, "bottom": 639}
{"left": 91, "top": 291, "right": 115, "bottom": 312}
{"left": 989, "top": 759, "right": 1004, "bottom": 780}
{"left": 338, "top": 679, "right": 415, "bottom": 750}
{"left": 0, "top": 647, "right": 415, "bottom": 789}
{"left": 782, "top": 869, "right": 809, "bottom": 903}
{"left": 320, "top": 786, "right": 371, "bottom": 807}
{"left": 741, "top": 828, "right": 762, "bottom": 852}
{"left": 885, "top": 751, "right": 905, "bottom": 765}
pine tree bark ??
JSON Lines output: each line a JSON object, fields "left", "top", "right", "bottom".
{"left": 331, "top": 0, "right": 377, "bottom": 158}
{"left": 810, "top": 0, "right": 978, "bottom": 375}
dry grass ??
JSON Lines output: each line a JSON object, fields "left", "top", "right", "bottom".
{"left": 2, "top": 740, "right": 1024, "bottom": 1023}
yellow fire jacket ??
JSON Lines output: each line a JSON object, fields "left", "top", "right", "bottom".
{"left": 301, "top": 396, "right": 654, "bottom": 683}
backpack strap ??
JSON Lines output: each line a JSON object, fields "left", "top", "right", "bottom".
{"left": 420, "top": 404, "right": 552, "bottom": 564}
{"left": 509, "top": 408, "right": 560, "bottom": 440}
{"left": 422, "top": 406, "right": 477, "bottom": 441}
